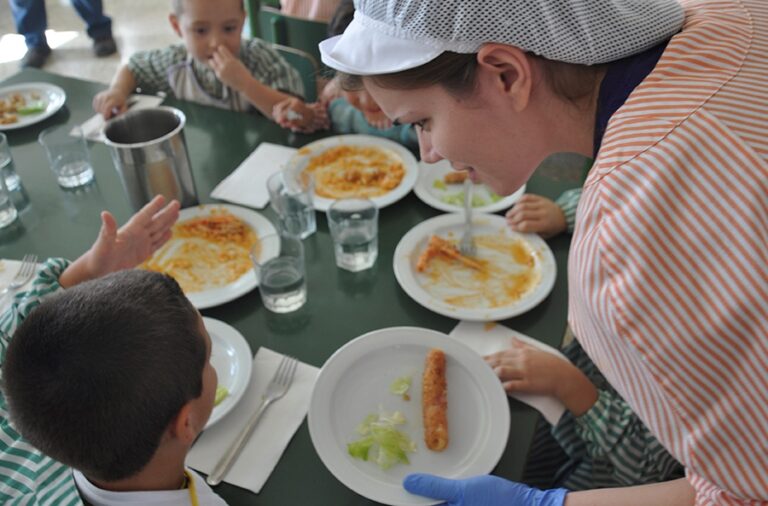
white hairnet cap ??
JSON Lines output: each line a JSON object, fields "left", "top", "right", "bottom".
{"left": 320, "top": 0, "right": 685, "bottom": 75}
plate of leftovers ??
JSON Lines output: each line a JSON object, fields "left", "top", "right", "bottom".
{"left": 413, "top": 160, "right": 525, "bottom": 214}
{"left": 141, "top": 204, "right": 278, "bottom": 309}
{"left": 204, "top": 317, "right": 253, "bottom": 429}
{"left": 0, "top": 83, "right": 66, "bottom": 130}
{"left": 393, "top": 214, "right": 556, "bottom": 321}
{"left": 308, "top": 327, "right": 509, "bottom": 506}
{"left": 289, "top": 135, "right": 419, "bottom": 211}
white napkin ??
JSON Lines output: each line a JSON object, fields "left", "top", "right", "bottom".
{"left": 73, "top": 94, "right": 164, "bottom": 142}
{"left": 210, "top": 143, "right": 298, "bottom": 209}
{"left": 448, "top": 321, "right": 568, "bottom": 425}
{"left": 187, "top": 347, "right": 319, "bottom": 493}
{"left": 0, "top": 259, "right": 39, "bottom": 316}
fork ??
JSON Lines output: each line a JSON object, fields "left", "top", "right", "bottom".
{"left": 206, "top": 355, "right": 298, "bottom": 487}
{"left": 458, "top": 178, "right": 476, "bottom": 256}
{"left": 0, "top": 254, "right": 38, "bottom": 299}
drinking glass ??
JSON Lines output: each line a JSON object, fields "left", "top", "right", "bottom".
{"left": 326, "top": 198, "right": 378, "bottom": 272}
{"left": 0, "top": 133, "right": 21, "bottom": 191}
{"left": 267, "top": 170, "right": 316, "bottom": 238}
{"left": 0, "top": 172, "right": 18, "bottom": 229}
{"left": 38, "top": 125, "right": 95, "bottom": 188}
{"left": 251, "top": 233, "right": 307, "bottom": 313}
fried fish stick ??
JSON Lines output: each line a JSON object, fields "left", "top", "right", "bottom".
{"left": 444, "top": 171, "right": 468, "bottom": 184}
{"left": 423, "top": 348, "right": 448, "bottom": 451}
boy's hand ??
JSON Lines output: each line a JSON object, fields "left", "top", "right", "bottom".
{"left": 403, "top": 474, "right": 567, "bottom": 506}
{"left": 273, "top": 97, "right": 329, "bottom": 133}
{"left": 506, "top": 194, "right": 566, "bottom": 238}
{"left": 93, "top": 89, "right": 129, "bottom": 119}
{"left": 484, "top": 339, "right": 598, "bottom": 416}
{"left": 209, "top": 45, "right": 252, "bottom": 91}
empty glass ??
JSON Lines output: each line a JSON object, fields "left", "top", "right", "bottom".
{"left": 38, "top": 125, "right": 94, "bottom": 188}
{"left": 327, "top": 198, "right": 378, "bottom": 272}
{"left": 251, "top": 233, "right": 307, "bottom": 313}
{"left": 0, "top": 133, "right": 21, "bottom": 191}
{"left": 0, "top": 173, "right": 18, "bottom": 229}
{"left": 267, "top": 170, "right": 316, "bottom": 238}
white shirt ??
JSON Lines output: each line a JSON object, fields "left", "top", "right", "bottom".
{"left": 73, "top": 468, "right": 228, "bottom": 506}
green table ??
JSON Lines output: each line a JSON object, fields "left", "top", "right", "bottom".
{"left": 0, "top": 69, "right": 583, "bottom": 505}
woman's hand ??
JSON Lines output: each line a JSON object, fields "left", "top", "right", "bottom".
{"left": 506, "top": 194, "right": 566, "bottom": 238}
{"left": 60, "top": 196, "right": 180, "bottom": 288}
{"left": 403, "top": 474, "right": 567, "bottom": 506}
{"left": 484, "top": 339, "right": 598, "bottom": 416}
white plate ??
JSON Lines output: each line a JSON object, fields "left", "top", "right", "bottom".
{"left": 413, "top": 160, "right": 525, "bottom": 214}
{"left": 393, "top": 214, "right": 556, "bottom": 321}
{"left": 161, "top": 204, "right": 277, "bottom": 309}
{"left": 204, "top": 317, "right": 253, "bottom": 429}
{"left": 289, "top": 134, "right": 419, "bottom": 211}
{"left": 308, "top": 327, "right": 510, "bottom": 506}
{"left": 0, "top": 83, "right": 66, "bottom": 131}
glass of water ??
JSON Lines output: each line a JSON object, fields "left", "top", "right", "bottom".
{"left": 327, "top": 198, "right": 379, "bottom": 272}
{"left": 38, "top": 125, "right": 95, "bottom": 188}
{"left": 251, "top": 232, "right": 307, "bottom": 313}
{"left": 0, "top": 133, "right": 21, "bottom": 191}
{"left": 267, "top": 170, "right": 316, "bottom": 238}
{"left": 0, "top": 172, "right": 18, "bottom": 229}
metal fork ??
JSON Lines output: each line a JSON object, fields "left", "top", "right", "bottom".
{"left": 458, "top": 178, "right": 476, "bottom": 256}
{"left": 206, "top": 355, "right": 299, "bottom": 487}
{"left": 0, "top": 254, "right": 38, "bottom": 299}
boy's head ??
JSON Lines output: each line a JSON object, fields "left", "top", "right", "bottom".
{"left": 3, "top": 270, "right": 217, "bottom": 483}
{"left": 169, "top": 0, "right": 246, "bottom": 64}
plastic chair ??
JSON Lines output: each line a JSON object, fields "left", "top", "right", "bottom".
{"left": 257, "top": 6, "right": 328, "bottom": 64}
{"left": 273, "top": 43, "right": 320, "bottom": 102}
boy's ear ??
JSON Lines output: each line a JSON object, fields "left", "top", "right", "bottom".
{"left": 169, "top": 13, "right": 183, "bottom": 38}
{"left": 169, "top": 402, "right": 200, "bottom": 445}
{"left": 476, "top": 44, "right": 533, "bottom": 113}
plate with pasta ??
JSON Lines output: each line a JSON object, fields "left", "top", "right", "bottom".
{"left": 289, "top": 135, "right": 419, "bottom": 211}
{"left": 393, "top": 213, "right": 556, "bottom": 321}
{"left": 308, "top": 327, "right": 509, "bottom": 506}
{"left": 140, "top": 204, "right": 278, "bottom": 309}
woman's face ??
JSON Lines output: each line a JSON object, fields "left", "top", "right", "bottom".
{"left": 363, "top": 76, "right": 545, "bottom": 196}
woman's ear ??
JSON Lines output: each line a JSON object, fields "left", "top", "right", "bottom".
{"left": 476, "top": 44, "right": 533, "bottom": 112}
{"left": 169, "top": 14, "right": 183, "bottom": 38}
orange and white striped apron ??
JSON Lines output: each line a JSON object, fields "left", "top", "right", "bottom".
{"left": 570, "top": 0, "right": 768, "bottom": 504}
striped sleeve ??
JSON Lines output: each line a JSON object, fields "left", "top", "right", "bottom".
{"left": 126, "top": 44, "right": 186, "bottom": 95}
{"left": 554, "top": 189, "right": 583, "bottom": 234}
{"left": 242, "top": 39, "right": 304, "bottom": 99}
{"left": 0, "top": 258, "right": 82, "bottom": 506}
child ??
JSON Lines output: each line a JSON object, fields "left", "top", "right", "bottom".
{"left": 0, "top": 196, "right": 226, "bottom": 505}
{"left": 93, "top": 0, "right": 324, "bottom": 132}
{"left": 301, "top": 0, "right": 417, "bottom": 148}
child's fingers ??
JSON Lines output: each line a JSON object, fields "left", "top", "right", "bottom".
{"left": 501, "top": 380, "right": 529, "bottom": 393}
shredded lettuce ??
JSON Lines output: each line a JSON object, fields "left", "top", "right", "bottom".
{"left": 214, "top": 385, "right": 229, "bottom": 406}
{"left": 432, "top": 179, "right": 447, "bottom": 190}
{"left": 347, "top": 408, "right": 417, "bottom": 469}
{"left": 389, "top": 375, "right": 411, "bottom": 398}
{"left": 17, "top": 102, "right": 46, "bottom": 115}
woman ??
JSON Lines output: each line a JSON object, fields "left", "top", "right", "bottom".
{"left": 319, "top": 0, "right": 768, "bottom": 505}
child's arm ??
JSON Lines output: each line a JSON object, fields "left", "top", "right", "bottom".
{"left": 59, "top": 196, "right": 179, "bottom": 288}
{"left": 505, "top": 194, "right": 568, "bottom": 239}
{"left": 92, "top": 65, "right": 137, "bottom": 119}
{"left": 484, "top": 339, "right": 598, "bottom": 416}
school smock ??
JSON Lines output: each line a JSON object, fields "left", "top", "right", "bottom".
{"left": 569, "top": 0, "right": 768, "bottom": 504}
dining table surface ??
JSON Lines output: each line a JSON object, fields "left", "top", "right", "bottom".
{"left": 0, "top": 68, "right": 585, "bottom": 505}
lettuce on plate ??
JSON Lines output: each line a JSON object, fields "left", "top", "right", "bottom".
{"left": 347, "top": 409, "right": 417, "bottom": 470}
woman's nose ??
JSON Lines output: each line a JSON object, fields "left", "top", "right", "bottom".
{"left": 418, "top": 130, "right": 442, "bottom": 164}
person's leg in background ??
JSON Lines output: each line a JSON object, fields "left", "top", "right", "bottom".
{"left": 69, "top": 0, "right": 117, "bottom": 57}
{"left": 8, "top": 0, "right": 52, "bottom": 68}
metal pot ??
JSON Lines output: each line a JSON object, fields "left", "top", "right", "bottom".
{"left": 104, "top": 106, "right": 198, "bottom": 211}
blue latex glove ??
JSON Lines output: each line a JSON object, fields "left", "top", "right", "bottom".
{"left": 403, "top": 474, "right": 568, "bottom": 506}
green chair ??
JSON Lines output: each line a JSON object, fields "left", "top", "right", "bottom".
{"left": 272, "top": 43, "right": 320, "bottom": 102}
{"left": 257, "top": 6, "right": 328, "bottom": 65}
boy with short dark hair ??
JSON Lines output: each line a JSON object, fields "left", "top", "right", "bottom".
{"left": 0, "top": 196, "right": 227, "bottom": 505}
{"left": 93, "top": 0, "right": 325, "bottom": 132}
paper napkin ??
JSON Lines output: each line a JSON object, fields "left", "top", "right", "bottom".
{"left": 210, "top": 143, "right": 298, "bottom": 209}
{"left": 187, "top": 347, "right": 318, "bottom": 493}
{"left": 0, "top": 259, "right": 39, "bottom": 316}
{"left": 448, "top": 321, "right": 568, "bottom": 425}
{"left": 73, "top": 94, "right": 164, "bottom": 142}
